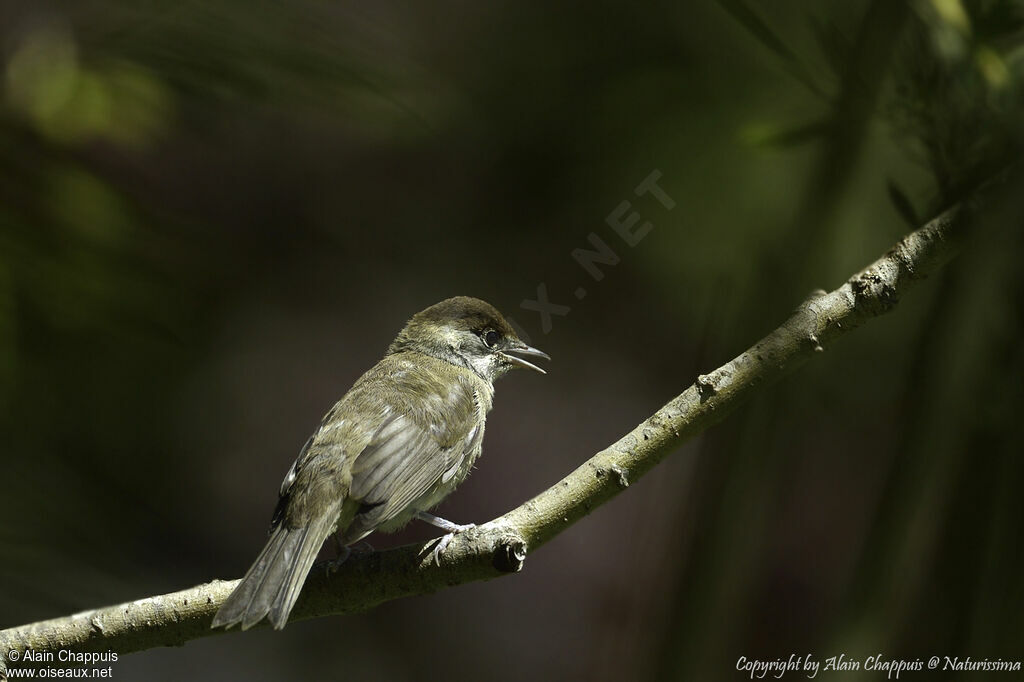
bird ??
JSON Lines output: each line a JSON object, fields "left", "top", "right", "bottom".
{"left": 211, "top": 296, "right": 549, "bottom": 630}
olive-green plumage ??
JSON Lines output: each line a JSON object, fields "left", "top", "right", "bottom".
{"left": 212, "top": 297, "right": 548, "bottom": 630}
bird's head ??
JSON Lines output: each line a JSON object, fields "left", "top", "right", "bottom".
{"left": 388, "top": 296, "right": 549, "bottom": 382}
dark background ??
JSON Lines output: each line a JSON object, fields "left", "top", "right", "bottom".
{"left": 2, "top": 1, "right": 1022, "bottom": 680}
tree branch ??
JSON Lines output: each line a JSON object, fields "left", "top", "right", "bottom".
{"left": 0, "top": 202, "right": 969, "bottom": 670}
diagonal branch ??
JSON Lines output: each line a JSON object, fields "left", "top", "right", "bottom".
{"left": 0, "top": 200, "right": 972, "bottom": 670}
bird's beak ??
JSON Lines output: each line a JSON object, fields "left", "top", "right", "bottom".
{"left": 500, "top": 342, "right": 550, "bottom": 374}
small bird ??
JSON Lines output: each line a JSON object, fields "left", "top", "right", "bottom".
{"left": 212, "top": 296, "right": 548, "bottom": 630}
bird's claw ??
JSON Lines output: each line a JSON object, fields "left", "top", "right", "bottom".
{"left": 326, "top": 545, "right": 351, "bottom": 575}
{"left": 326, "top": 540, "right": 375, "bottom": 575}
{"left": 431, "top": 523, "right": 476, "bottom": 566}
{"left": 350, "top": 540, "right": 375, "bottom": 555}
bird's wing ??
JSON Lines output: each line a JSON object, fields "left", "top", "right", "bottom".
{"left": 346, "top": 370, "right": 483, "bottom": 532}
{"left": 271, "top": 399, "right": 374, "bottom": 531}
{"left": 349, "top": 412, "right": 447, "bottom": 512}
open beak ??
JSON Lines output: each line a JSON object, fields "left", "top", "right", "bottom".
{"left": 500, "top": 342, "right": 551, "bottom": 374}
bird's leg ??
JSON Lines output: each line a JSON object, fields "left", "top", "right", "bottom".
{"left": 416, "top": 511, "right": 474, "bottom": 533}
{"left": 326, "top": 535, "right": 351, "bottom": 575}
{"left": 416, "top": 512, "right": 476, "bottom": 565}
{"left": 325, "top": 536, "right": 376, "bottom": 575}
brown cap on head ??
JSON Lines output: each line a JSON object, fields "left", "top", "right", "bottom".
{"left": 387, "top": 297, "right": 549, "bottom": 376}
{"left": 409, "top": 296, "right": 518, "bottom": 336}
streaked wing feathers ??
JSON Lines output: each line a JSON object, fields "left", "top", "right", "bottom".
{"left": 345, "top": 367, "right": 483, "bottom": 534}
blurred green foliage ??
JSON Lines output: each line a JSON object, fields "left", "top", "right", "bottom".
{"left": 1, "top": 1, "right": 1022, "bottom": 680}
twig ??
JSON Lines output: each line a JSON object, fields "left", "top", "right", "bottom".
{"left": 0, "top": 202, "right": 969, "bottom": 671}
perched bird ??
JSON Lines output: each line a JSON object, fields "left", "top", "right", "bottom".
{"left": 212, "top": 296, "right": 549, "bottom": 630}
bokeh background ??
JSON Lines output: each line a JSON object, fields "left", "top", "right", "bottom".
{"left": 2, "top": 1, "right": 1023, "bottom": 680}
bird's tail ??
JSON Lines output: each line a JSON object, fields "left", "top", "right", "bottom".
{"left": 212, "top": 516, "right": 334, "bottom": 630}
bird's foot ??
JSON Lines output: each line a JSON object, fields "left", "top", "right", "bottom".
{"left": 349, "top": 540, "right": 375, "bottom": 555}
{"left": 326, "top": 539, "right": 375, "bottom": 575}
{"left": 415, "top": 511, "right": 476, "bottom": 565}
{"left": 430, "top": 523, "right": 476, "bottom": 566}
{"left": 326, "top": 545, "right": 351, "bottom": 575}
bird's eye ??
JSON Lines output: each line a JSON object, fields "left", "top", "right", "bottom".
{"left": 482, "top": 329, "right": 501, "bottom": 348}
